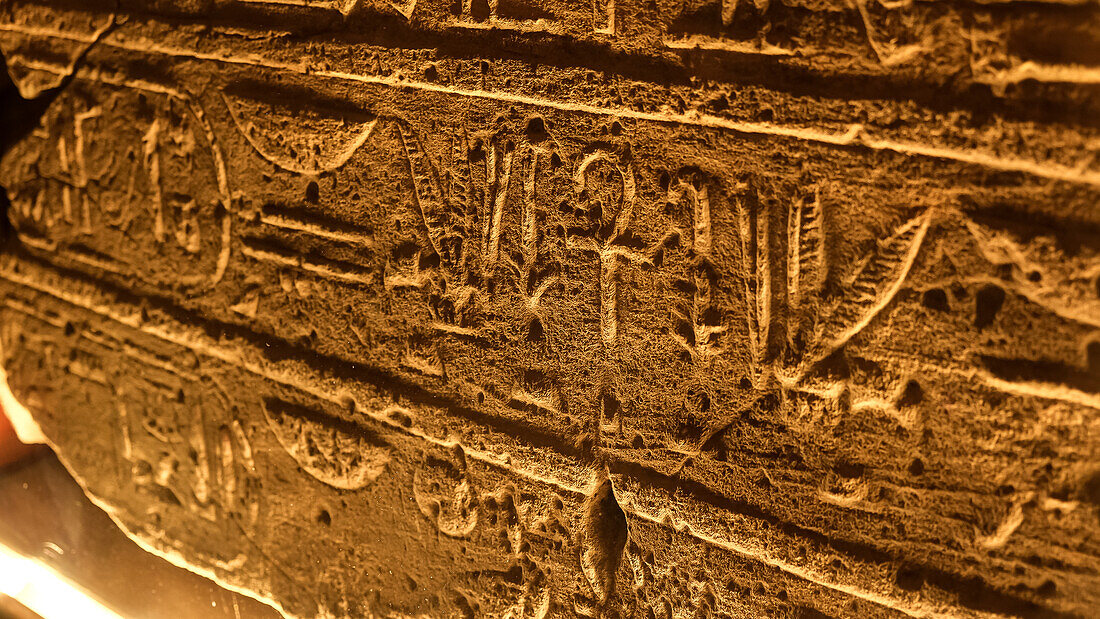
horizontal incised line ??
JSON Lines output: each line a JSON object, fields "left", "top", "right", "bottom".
{"left": 240, "top": 240, "right": 376, "bottom": 285}
{"left": 258, "top": 212, "right": 377, "bottom": 248}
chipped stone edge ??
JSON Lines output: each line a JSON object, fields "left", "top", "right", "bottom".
{"left": 0, "top": 369, "right": 296, "bottom": 619}
{"left": 0, "top": 359, "right": 45, "bottom": 444}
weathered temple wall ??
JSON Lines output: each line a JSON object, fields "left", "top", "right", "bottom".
{"left": 1, "top": 0, "right": 1099, "bottom": 616}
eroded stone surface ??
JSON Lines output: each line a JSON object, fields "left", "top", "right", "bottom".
{"left": 0, "top": 0, "right": 1099, "bottom": 616}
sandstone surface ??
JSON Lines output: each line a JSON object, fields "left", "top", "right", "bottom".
{"left": 1, "top": 0, "right": 1099, "bottom": 616}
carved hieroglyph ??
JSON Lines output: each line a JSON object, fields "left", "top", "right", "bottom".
{"left": 1, "top": 0, "right": 1099, "bottom": 616}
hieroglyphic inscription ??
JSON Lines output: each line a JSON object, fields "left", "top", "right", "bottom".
{"left": 4, "top": 87, "right": 231, "bottom": 288}
{"left": 1, "top": 1, "right": 1099, "bottom": 617}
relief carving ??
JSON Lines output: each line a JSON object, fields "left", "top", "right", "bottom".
{"left": 0, "top": 2, "right": 1097, "bottom": 617}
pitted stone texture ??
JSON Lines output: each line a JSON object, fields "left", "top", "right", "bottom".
{"left": 1, "top": 0, "right": 1099, "bottom": 616}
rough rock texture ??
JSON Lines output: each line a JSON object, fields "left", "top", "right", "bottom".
{"left": 1, "top": 0, "right": 1099, "bottom": 616}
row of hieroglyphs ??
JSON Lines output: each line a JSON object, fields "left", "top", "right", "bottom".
{"left": 0, "top": 288, "right": 952, "bottom": 618}
{"left": 0, "top": 287, "right": 799, "bottom": 618}
{"left": 1, "top": 70, "right": 1097, "bottom": 615}
{"left": 3, "top": 84, "right": 931, "bottom": 380}
{"left": 6, "top": 87, "right": 233, "bottom": 288}
{"left": 214, "top": 98, "right": 1098, "bottom": 405}
{"left": 6, "top": 82, "right": 1100, "bottom": 408}
{"left": 1, "top": 0, "right": 1096, "bottom": 87}
{"left": 2, "top": 76, "right": 1098, "bottom": 470}
{"left": 4, "top": 249, "right": 1097, "bottom": 617}
{"left": 223, "top": 0, "right": 1100, "bottom": 82}
{"left": 385, "top": 112, "right": 941, "bottom": 393}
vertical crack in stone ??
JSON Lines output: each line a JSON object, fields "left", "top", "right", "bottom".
{"left": 579, "top": 471, "right": 629, "bottom": 606}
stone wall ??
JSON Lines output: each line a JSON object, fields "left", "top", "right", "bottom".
{"left": 1, "top": 0, "right": 1098, "bottom": 616}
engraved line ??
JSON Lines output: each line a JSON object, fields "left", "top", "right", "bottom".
{"left": 447, "top": 18, "right": 566, "bottom": 34}
{"left": 2, "top": 298, "right": 200, "bottom": 381}
{"left": 977, "top": 371, "right": 1100, "bottom": 411}
{"left": 882, "top": 358, "right": 1100, "bottom": 412}
{"left": 222, "top": 92, "right": 379, "bottom": 175}
{"left": 3, "top": 297, "right": 68, "bottom": 329}
{"left": 486, "top": 142, "right": 514, "bottom": 273}
{"left": 239, "top": 242, "right": 376, "bottom": 285}
{"left": 663, "top": 36, "right": 794, "bottom": 56}
{"left": 258, "top": 213, "right": 377, "bottom": 247}
{"left": 978, "top": 61, "right": 1100, "bottom": 87}
{"left": 234, "top": 0, "right": 348, "bottom": 11}
{"left": 18, "top": 233, "right": 129, "bottom": 275}
{"left": 628, "top": 510, "right": 928, "bottom": 618}
{"left": 428, "top": 321, "right": 481, "bottom": 337}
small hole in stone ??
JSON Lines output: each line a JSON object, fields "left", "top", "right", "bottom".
{"left": 601, "top": 389, "right": 621, "bottom": 420}
{"left": 305, "top": 181, "right": 320, "bottom": 203}
{"left": 1087, "top": 341, "right": 1100, "bottom": 375}
{"left": 895, "top": 565, "right": 925, "bottom": 591}
{"left": 908, "top": 458, "right": 925, "bottom": 476}
{"left": 525, "top": 116, "right": 547, "bottom": 142}
{"left": 898, "top": 380, "right": 923, "bottom": 407}
{"left": 526, "top": 317, "right": 544, "bottom": 341}
{"left": 921, "top": 288, "right": 949, "bottom": 312}
{"left": 317, "top": 508, "right": 332, "bottom": 526}
{"left": 834, "top": 461, "right": 864, "bottom": 479}
{"left": 974, "top": 284, "right": 1005, "bottom": 330}
{"left": 1080, "top": 470, "right": 1100, "bottom": 506}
